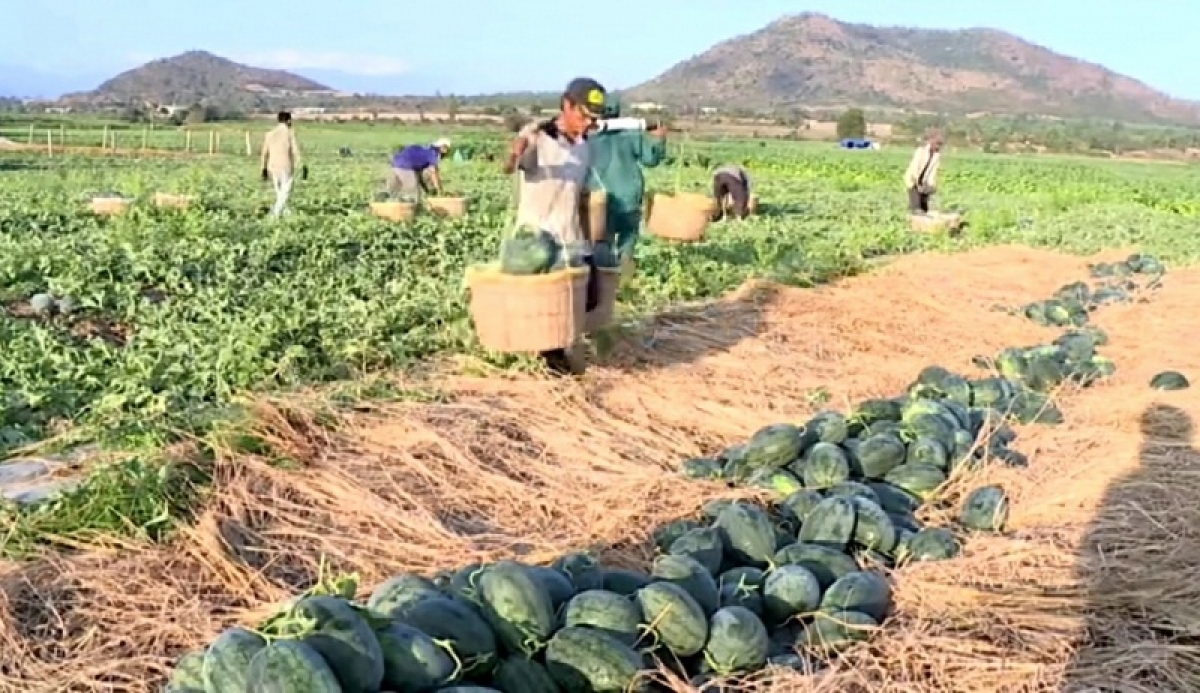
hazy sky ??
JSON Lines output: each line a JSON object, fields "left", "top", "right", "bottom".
{"left": 1, "top": 0, "right": 1194, "bottom": 98}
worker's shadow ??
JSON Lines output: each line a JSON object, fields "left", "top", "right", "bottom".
{"left": 1061, "top": 403, "right": 1200, "bottom": 691}
{"left": 590, "top": 281, "right": 776, "bottom": 374}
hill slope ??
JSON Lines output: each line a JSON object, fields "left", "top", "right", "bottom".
{"left": 626, "top": 13, "right": 1200, "bottom": 124}
{"left": 64, "top": 51, "right": 333, "bottom": 106}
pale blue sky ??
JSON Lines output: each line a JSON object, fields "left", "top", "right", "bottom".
{"left": 1, "top": 0, "right": 1195, "bottom": 99}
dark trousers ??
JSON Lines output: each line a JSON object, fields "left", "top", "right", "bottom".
{"left": 540, "top": 255, "right": 599, "bottom": 374}
{"left": 908, "top": 187, "right": 930, "bottom": 213}
{"left": 713, "top": 172, "right": 749, "bottom": 219}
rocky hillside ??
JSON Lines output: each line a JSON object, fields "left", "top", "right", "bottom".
{"left": 62, "top": 51, "right": 334, "bottom": 107}
{"left": 626, "top": 13, "right": 1200, "bottom": 124}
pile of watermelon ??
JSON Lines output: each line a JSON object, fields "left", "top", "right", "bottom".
{"left": 164, "top": 259, "right": 1170, "bottom": 691}
{"left": 168, "top": 477, "right": 1008, "bottom": 693}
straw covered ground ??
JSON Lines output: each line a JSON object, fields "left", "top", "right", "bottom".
{"left": 2, "top": 245, "right": 1199, "bottom": 692}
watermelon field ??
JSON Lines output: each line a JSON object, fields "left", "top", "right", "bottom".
{"left": 2, "top": 125, "right": 1200, "bottom": 692}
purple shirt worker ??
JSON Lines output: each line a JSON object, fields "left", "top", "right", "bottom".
{"left": 387, "top": 138, "right": 451, "bottom": 200}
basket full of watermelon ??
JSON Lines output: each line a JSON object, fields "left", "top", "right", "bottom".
{"left": 466, "top": 227, "right": 590, "bottom": 352}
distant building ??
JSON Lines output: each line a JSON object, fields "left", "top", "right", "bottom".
{"left": 700, "top": 107, "right": 718, "bottom": 115}
{"left": 629, "top": 101, "right": 666, "bottom": 113}
{"left": 43, "top": 106, "right": 72, "bottom": 114}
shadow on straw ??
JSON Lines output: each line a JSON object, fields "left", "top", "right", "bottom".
{"left": 1061, "top": 403, "right": 1200, "bottom": 692}
{"left": 590, "top": 281, "right": 777, "bottom": 375}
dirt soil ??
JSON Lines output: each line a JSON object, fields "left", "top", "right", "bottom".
{"left": 2, "top": 245, "right": 1199, "bottom": 692}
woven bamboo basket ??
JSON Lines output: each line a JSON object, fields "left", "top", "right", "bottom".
{"left": 583, "top": 193, "right": 607, "bottom": 243}
{"left": 584, "top": 267, "right": 622, "bottom": 333}
{"left": 646, "top": 193, "right": 716, "bottom": 241}
{"left": 910, "top": 211, "right": 963, "bottom": 234}
{"left": 89, "top": 197, "right": 129, "bottom": 216}
{"left": 466, "top": 266, "right": 589, "bottom": 352}
{"left": 370, "top": 201, "right": 417, "bottom": 221}
{"left": 154, "top": 192, "right": 196, "bottom": 209}
{"left": 722, "top": 193, "right": 760, "bottom": 215}
{"left": 425, "top": 196, "right": 467, "bottom": 218}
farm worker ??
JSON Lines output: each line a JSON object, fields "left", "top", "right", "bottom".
{"left": 503, "top": 76, "right": 606, "bottom": 375}
{"left": 586, "top": 95, "right": 668, "bottom": 262}
{"left": 389, "top": 138, "right": 451, "bottom": 200}
{"left": 712, "top": 164, "right": 752, "bottom": 220}
{"left": 260, "top": 111, "right": 307, "bottom": 218}
{"left": 904, "top": 129, "right": 943, "bottom": 214}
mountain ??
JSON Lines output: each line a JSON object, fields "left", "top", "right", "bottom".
{"left": 626, "top": 13, "right": 1200, "bottom": 124}
{"left": 61, "top": 51, "right": 336, "bottom": 106}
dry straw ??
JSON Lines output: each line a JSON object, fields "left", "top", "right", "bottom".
{"left": 3, "top": 246, "right": 1200, "bottom": 692}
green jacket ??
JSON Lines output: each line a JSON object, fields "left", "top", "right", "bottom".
{"left": 587, "top": 128, "right": 666, "bottom": 214}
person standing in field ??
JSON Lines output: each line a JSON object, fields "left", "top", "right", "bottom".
{"left": 260, "top": 111, "right": 306, "bottom": 218}
{"left": 503, "top": 76, "right": 606, "bottom": 375}
{"left": 388, "top": 138, "right": 452, "bottom": 200}
{"left": 904, "top": 129, "right": 943, "bottom": 214}
{"left": 587, "top": 95, "right": 668, "bottom": 263}
{"left": 712, "top": 163, "right": 752, "bottom": 220}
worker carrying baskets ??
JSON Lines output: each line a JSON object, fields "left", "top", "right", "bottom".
{"left": 465, "top": 77, "right": 614, "bottom": 375}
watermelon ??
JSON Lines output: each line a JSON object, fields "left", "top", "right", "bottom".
{"left": 681, "top": 457, "right": 723, "bottom": 479}
{"left": 826, "top": 481, "right": 879, "bottom": 504}
{"left": 668, "top": 527, "right": 725, "bottom": 575}
{"left": 491, "top": 656, "right": 559, "bottom": 693}
{"left": 849, "top": 496, "right": 898, "bottom": 553}
{"left": 477, "top": 561, "right": 557, "bottom": 656}
{"left": 652, "top": 519, "right": 701, "bottom": 553}
{"left": 960, "top": 485, "right": 1010, "bottom": 532}
{"left": 850, "top": 399, "right": 902, "bottom": 428}
{"left": 600, "top": 568, "right": 652, "bottom": 596}
{"left": 718, "top": 574, "right": 764, "bottom": 616}
{"left": 806, "top": 411, "right": 848, "bottom": 444}
{"left": 884, "top": 463, "right": 946, "bottom": 501}
{"left": 720, "top": 566, "right": 765, "bottom": 589}
{"left": 820, "top": 571, "right": 892, "bottom": 621}
{"left": 854, "top": 434, "right": 907, "bottom": 479}
{"left": 747, "top": 467, "right": 804, "bottom": 496}
{"left": 246, "top": 639, "right": 342, "bottom": 692}
{"left": 905, "top": 437, "right": 949, "bottom": 470}
{"left": 703, "top": 606, "right": 769, "bottom": 675}
{"left": 562, "top": 589, "right": 643, "bottom": 646}
{"left": 280, "top": 595, "right": 384, "bottom": 692}
{"left": 801, "top": 610, "right": 878, "bottom": 653}
{"left": 902, "top": 527, "right": 960, "bottom": 562}
{"left": 500, "top": 229, "right": 560, "bottom": 275}
{"left": 777, "top": 489, "right": 824, "bottom": 526}
{"left": 635, "top": 582, "right": 708, "bottom": 657}
{"left": 527, "top": 565, "right": 577, "bottom": 609}
{"left": 202, "top": 626, "right": 266, "bottom": 692}
{"left": 165, "top": 650, "right": 206, "bottom": 693}
{"left": 867, "top": 482, "right": 920, "bottom": 515}
{"left": 553, "top": 553, "right": 605, "bottom": 591}
{"left": 368, "top": 573, "right": 443, "bottom": 616}
{"left": 375, "top": 622, "right": 458, "bottom": 690}
{"left": 395, "top": 596, "right": 498, "bottom": 675}
{"left": 715, "top": 502, "right": 777, "bottom": 567}
{"left": 1151, "top": 371, "right": 1189, "bottom": 390}
{"left": 772, "top": 543, "right": 858, "bottom": 590}
{"left": 742, "top": 423, "right": 806, "bottom": 469}
{"left": 797, "top": 497, "right": 857, "bottom": 550}
{"left": 762, "top": 565, "right": 822, "bottom": 625}
{"left": 800, "top": 443, "right": 851, "bottom": 489}
{"left": 545, "top": 626, "right": 648, "bottom": 693}
{"left": 651, "top": 554, "right": 720, "bottom": 615}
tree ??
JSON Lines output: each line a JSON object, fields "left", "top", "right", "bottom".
{"left": 836, "top": 108, "right": 867, "bottom": 140}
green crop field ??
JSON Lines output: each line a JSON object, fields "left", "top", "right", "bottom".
{"left": 1, "top": 124, "right": 1199, "bottom": 551}
{"left": 3, "top": 121, "right": 1200, "bottom": 691}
